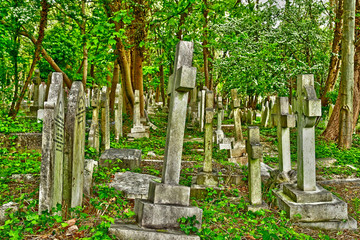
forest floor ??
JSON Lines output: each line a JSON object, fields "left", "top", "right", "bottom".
{"left": 0, "top": 108, "right": 360, "bottom": 239}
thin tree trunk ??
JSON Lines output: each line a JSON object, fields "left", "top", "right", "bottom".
{"left": 321, "top": 0, "right": 344, "bottom": 105}
{"left": 203, "top": 0, "right": 210, "bottom": 90}
{"left": 81, "top": 0, "right": 87, "bottom": 89}
{"left": 110, "top": 59, "right": 120, "bottom": 111}
{"left": 133, "top": 47, "right": 144, "bottom": 116}
{"left": 9, "top": 0, "right": 49, "bottom": 118}
{"left": 338, "top": 0, "right": 355, "bottom": 149}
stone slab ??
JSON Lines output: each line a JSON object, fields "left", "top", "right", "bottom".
{"left": 109, "top": 222, "right": 200, "bottom": 240}
{"left": 128, "top": 132, "right": 150, "bottom": 139}
{"left": 219, "top": 143, "right": 232, "bottom": 150}
{"left": 99, "top": 148, "right": 142, "bottom": 170}
{"left": 148, "top": 181, "right": 190, "bottom": 206}
{"left": 0, "top": 133, "right": 42, "bottom": 151}
{"left": 246, "top": 201, "right": 268, "bottom": 212}
{"left": 194, "top": 172, "right": 219, "bottom": 187}
{"left": 228, "top": 156, "right": 248, "bottom": 165}
{"left": 295, "top": 217, "right": 357, "bottom": 231}
{"left": 275, "top": 190, "right": 348, "bottom": 222}
{"left": 283, "top": 184, "right": 333, "bottom": 203}
{"left": 135, "top": 200, "right": 203, "bottom": 229}
{"left": 108, "top": 172, "right": 160, "bottom": 199}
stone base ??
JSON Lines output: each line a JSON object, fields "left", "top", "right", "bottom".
{"left": 283, "top": 184, "right": 332, "bottom": 203}
{"left": 148, "top": 181, "right": 190, "bottom": 206}
{"left": 190, "top": 184, "right": 224, "bottom": 199}
{"left": 99, "top": 148, "right": 142, "bottom": 170}
{"left": 274, "top": 189, "right": 348, "bottom": 222}
{"left": 194, "top": 172, "right": 219, "bottom": 187}
{"left": 246, "top": 201, "right": 268, "bottom": 212}
{"left": 128, "top": 132, "right": 149, "bottom": 139}
{"left": 230, "top": 147, "right": 246, "bottom": 158}
{"left": 295, "top": 217, "right": 357, "bottom": 231}
{"left": 135, "top": 200, "right": 202, "bottom": 229}
{"left": 109, "top": 223, "right": 200, "bottom": 240}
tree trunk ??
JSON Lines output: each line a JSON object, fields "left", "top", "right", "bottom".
{"left": 133, "top": 47, "right": 144, "bottom": 116}
{"left": 110, "top": 59, "right": 120, "bottom": 111}
{"left": 203, "top": 0, "right": 210, "bottom": 90}
{"left": 338, "top": 0, "right": 355, "bottom": 149}
{"left": 8, "top": 0, "right": 49, "bottom": 118}
{"left": 81, "top": 0, "right": 88, "bottom": 89}
{"left": 321, "top": 0, "right": 344, "bottom": 106}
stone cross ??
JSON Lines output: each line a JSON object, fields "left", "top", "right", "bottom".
{"left": 88, "top": 86, "right": 100, "bottom": 152}
{"left": 293, "top": 74, "right": 321, "bottom": 191}
{"left": 246, "top": 126, "right": 263, "bottom": 206}
{"left": 273, "top": 97, "right": 295, "bottom": 173}
{"left": 231, "top": 89, "right": 243, "bottom": 142}
{"left": 162, "top": 41, "right": 197, "bottom": 185}
{"left": 39, "top": 72, "right": 64, "bottom": 214}
{"left": 64, "top": 80, "right": 86, "bottom": 210}
{"left": 101, "top": 86, "right": 110, "bottom": 150}
{"left": 203, "top": 91, "right": 214, "bottom": 173}
{"left": 114, "top": 84, "right": 123, "bottom": 142}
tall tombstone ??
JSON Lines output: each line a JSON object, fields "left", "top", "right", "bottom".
{"left": 273, "top": 97, "right": 295, "bottom": 173}
{"left": 39, "top": 82, "right": 47, "bottom": 108}
{"left": 293, "top": 75, "right": 321, "bottom": 191}
{"left": 33, "top": 69, "right": 41, "bottom": 107}
{"left": 28, "top": 83, "right": 34, "bottom": 102}
{"left": 215, "top": 96, "right": 225, "bottom": 144}
{"left": 261, "top": 101, "right": 270, "bottom": 127}
{"left": 128, "top": 90, "right": 149, "bottom": 139}
{"left": 197, "top": 90, "right": 201, "bottom": 120}
{"left": 246, "top": 126, "right": 267, "bottom": 211}
{"left": 63, "top": 81, "right": 86, "bottom": 210}
{"left": 100, "top": 87, "right": 110, "bottom": 150}
{"left": 88, "top": 86, "right": 100, "bottom": 152}
{"left": 134, "top": 41, "right": 202, "bottom": 232}
{"left": 231, "top": 89, "right": 243, "bottom": 142}
{"left": 200, "top": 90, "right": 206, "bottom": 131}
{"left": 203, "top": 91, "right": 214, "bottom": 173}
{"left": 114, "top": 84, "right": 123, "bottom": 142}
{"left": 39, "top": 73, "right": 64, "bottom": 214}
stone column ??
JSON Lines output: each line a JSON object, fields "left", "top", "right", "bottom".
{"left": 114, "top": 84, "right": 123, "bottom": 142}
{"left": 200, "top": 90, "right": 206, "bottom": 131}
{"left": 39, "top": 73, "right": 64, "bottom": 214}
{"left": 100, "top": 87, "right": 110, "bottom": 150}
{"left": 63, "top": 81, "right": 86, "bottom": 210}
{"left": 128, "top": 90, "right": 149, "bottom": 139}
{"left": 273, "top": 97, "right": 295, "bottom": 173}
{"left": 203, "top": 91, "right": 214, "bottom": 173}
{"left": 246, "top": 126, "right": 265, "bottom": 210}
{"left": 133, "top": 41, "right": 202, "bottom": 232}
{"left": 88, "top": 86, "right": 100, "bottom": 152}
{"left": 217, "top": 96, "right": 223, "bottom": 131}
{"left": 293, "top": 74, "right": 321, "bottom": 191}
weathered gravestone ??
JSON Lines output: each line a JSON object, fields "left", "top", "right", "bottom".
{"left": 63, "top": 81, "right": 86, "bottom": 210}
{"left": 215, "top": 96, "right": 231, "bottom": 150}
{"left": 229, "top": 89, "right": 247, "bottom": 165}
{"left": 109, "top": 41, "right": 202, "bottom": 239}
{"left": 114, "top": 84, "right": 123, "bottom": 142}
{"left": 38, "top": 73, "right": 64, "bottom": 214}
{"left": 274, "top": 74, "right": 357, "bottom": 230}
{"left": 272, "top": 97, "right": 295, "bottom": 174}
{"left": 261, "top": 101, "right": 270, "bottom": 127}
{"left": 128, "top": 90, "right": 149, "bottom": 139}
{"left": 200, "top": 89, "right": 206, "bottom": 131}
{"left": 88, "top": 86, "right": 100, "bottom": 152}
{"left": 99, "top": 148, "right": 142, "bottom": 170}
{"left": 100, "top": 86, "right": 110, "bottom": 150}
{"left": 246, "top": 126, "right": 268, "bottom": 211}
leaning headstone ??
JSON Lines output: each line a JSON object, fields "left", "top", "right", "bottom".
{"left": 273, "top": 97, "right": 295, "bottom": 174}
{"left": 110, "top": 41, "right": 202, "bottom": 239}
{"left": 88, "top": 86, "right": 100, "bottom": 152}
{"left": 114, "top": 84, "right": 123, "bottom": 142}
{"left": 246, "top": 126, "right": 268, "bottom": 211}
{"left": 83, "top": 159, "right": 98, "bottom": 196}
{"left": 100, "top": 86, "right": 110, "bottom": 150}
{"left": 261, "top": 101, "right": 270, "bottom": 127}
{"left": 128, "top": 90, "right": 149, "bottom": 139}
{"left": 63, "top": 81, "right": 86, "bottom": 210}
{"left": 38, "top": 73, "right": 64, "bottom": 214}
{"left": 274, "top": 74, "right": 357, "bottom": 230}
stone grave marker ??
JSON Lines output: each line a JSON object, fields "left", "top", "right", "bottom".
{"left": 246, "top": 126, "right": 268, "bottom": 211}
{"left": 63, "top": 80, "right": 86, "bottom": 210}
{"left": 38, "top": 72, "right": 64, "bottom": 214}
{"left": 110, "top": 41, "right": 202, "bottom": 239}
{"left": 273, "top": 97, "right": 295, "bottom": 174}
{"left": 128, "top": 90, "right": 149, "bottom": 139}
{"left": 88, "top": 86, "right": 100, "bottom": 152}
{"left": 100, "top": 86, "right": 110, "bottom": 150}
{"left": 200, "top": 89, "right": 206, "bottom": 131}
{"left": 274, "top": 74, "right": 357, "bottom": 230}
{"left": 114, "top": 84, "right": 123, "bottom": 142}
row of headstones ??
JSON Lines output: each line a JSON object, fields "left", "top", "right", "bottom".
{"left": 199, "top": 75, "right": 356, "bottom": 229}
